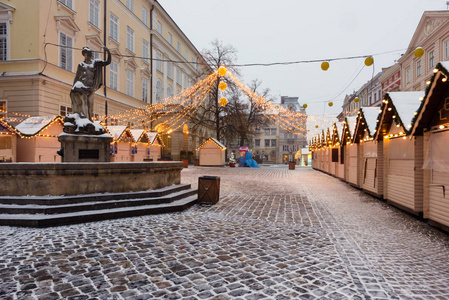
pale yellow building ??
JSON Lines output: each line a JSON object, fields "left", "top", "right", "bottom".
{"left": 398, "top": 11, "right": 449, "bottom": 91}
{"left": 0, "top": 0, "right": 213, "bottom": 160}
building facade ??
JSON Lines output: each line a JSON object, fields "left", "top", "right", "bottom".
{"left": 398, "top": 11, "right": 449, "bottom": 92}
{"left": 0, "top": 0, "right": 213, "bottom": 160}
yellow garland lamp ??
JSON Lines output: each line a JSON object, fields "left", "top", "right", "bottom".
{"left": 321, "top": 61, "right": 330, "bottom": 71}
{"left": 328, "top": 102, "right": 333, "bottom": 107}
{"left": 219, "top": 97, "right": 228, "bottom": 107}
{"left": 354, "top": 97, "right": 360, "bottom": 103}
{"left": 414, "top": 47, "right": 424, "bottom": 58}
{"left": 218, "top": 66, "right": 227, "bottom": 77}
{"left": 218, "top": 82, "right": 227, "bottom": 91}
{"left": 364, "top": 56, "right": 374, "bottom": 67}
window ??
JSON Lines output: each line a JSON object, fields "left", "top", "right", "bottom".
{"left": 60, "top": 105, "right": 72, "bottom": 117}
{"left": 156, "top": 80, "right": 163, "bottom": 102}
{"left": 282, "top": 145, "right": 289, "bottom": 152}
{"left": 406, "top": 68, "right": 411, "bottom": 83}
{"left": 156, "top": 51, "right": 162, "bottom": 72}
{"left": 182, "top": 73, "right": 187, "bottom": 89}
{"left": 109, "top": 61, "right": 118, "bottom": 90}
{"left": 142, "top": 78, "right": 149, "bottom": 103}
{"left": 167, "top": 61, "right": 172, "bottom": 79}
{"left": 59, "top": 32, "right": 73, "bottom": 71}
{"left": 0, "top": 100, "right": 6, "bottom": 118}
{"left": 271, "top": 128, "right": 276, "bottom": 135}
{"left": 126, "top": 0, "right": 133, "bottom": 11}
{"left": 142, "top": 39, "right": 149, "bottom": 63}
{"left": 126, "top": 70, "right": 134, "bottom": 97}
{"left": 446, "top": 41, "right": 449, "bottom": 59}
{"left": 109, "top": 13, "right": 118, "bottom": 41}
{"left": 378, "top": 90, "right": 381, "bottom": 100}
{"left": 255, "top": 128, "right": 260, "bottom": 134}
{"left": 185, "top": 50, "right": 188, "bottom": 61}
{"left": 126, "top": 26, "right": 134, "bottom": 52}
{"left": 332, "top": 148, "right": 338, "bottom": 162}
{"left": 59, "top": 0, "right": 73, "bottom": 9}
{"left": 0, "top": 23, "right": 7, "bottom": 61}
{"left": 417, "top": 60, "right": 421, "bottom": 77}
{"left": 265, "top": 139, "right": 270, "bottom": 147}
{"left": 271, "top": 139, "right": 276, "bottom": 147}
{"left": 167, "top": 85, "right": 173, "bottom": 98}
{"left": 176, "top": 67, "right": 181, "bottom": 85}
{"left": 177, "top": 42, "right": 181, "bottom": 53}
{"left": 142, "top": 7, "right": 148, "bottom": 26}
{"left": 255, "top": 139, "right": 260, "bottom": 147}
{"left": 168, "top": 32, "right": 172, "bottom": 45}
{"left": 265, "top": 128, "right": 270, "bottom": 135}
{"left": 89, "top": 0, "right": 100, "bottom": 28}
{"left": 429, "top": 51, "right": 435, "bottom": 69}
{"left": 157, "top": 21, "right": 162, "bottom": 35}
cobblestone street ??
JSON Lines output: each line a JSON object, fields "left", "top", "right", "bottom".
{"left": 1, "top": 165, "right": 449, "bottom": 300}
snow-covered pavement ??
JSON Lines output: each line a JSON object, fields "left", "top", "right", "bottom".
{"left": 1, "top": 165, "right": 449, "bottom": 299}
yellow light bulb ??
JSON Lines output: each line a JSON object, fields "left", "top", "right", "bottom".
{"left": 303, "top": 104, "right": 308, "bottom": 109}
{"left": 354, "top": 97, "right": 359, "bottom": 103}
{"left": 321, "top": 61, "right": 330, "bottom": 71}
{"left": 364, "top": 56, "right": 374, "bottom": 67}
{"left": 218, "top": 82, "right": 227, "bottom": 91}
{"left": 218, "top": 66, "right": 227, "bottom": 77}
{"left": 328, "top": 102, "right": 333, "bottom": 107}
{"left": 414, "top": 47, "right": 424, "bottom": 58}
{"left": 219, "top": 97, "right": 228, "bottom": 106}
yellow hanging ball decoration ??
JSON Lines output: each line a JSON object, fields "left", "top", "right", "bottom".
{"left": 354, "top": 97, "right": 360, "bottom": 103}
{"left": 218, "top": 66, "right": 227, "bottom": 77}
{"left": 303, "top": 104, "right": 308, "bottom": 109}
{"left": 364, "top": 56, "right": 374, "bottom": 67}
{"left": 218, "top": 82, "right": 227, "bottom": 91}
{"left": 414, "top": 47, "right": 424, "bottom": 58}
{"left": 219, "top": 97, "right": 228, "bottom": 106}
{"left": 328, "top": 102, "right": 333, "bottom": 107}
{"left": 315, "top": 125, "right": 319, "bottom": 129}
{"left": 321, "top": 61, "right": 330, "bottom": 71}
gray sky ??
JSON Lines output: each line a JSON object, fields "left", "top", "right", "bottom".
{"left": 158, "top": 0, "right": 447, "bottom": 125}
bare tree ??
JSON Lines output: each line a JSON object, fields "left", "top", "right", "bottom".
{"left": 222, "top": 79, "right": 271, "bottom": 147}
{"left": 189, "top": 40, "right": 240, "bottom": 141}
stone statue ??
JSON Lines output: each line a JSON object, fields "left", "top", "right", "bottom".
{"left": 70, "top": 46, "right": 111, "bottom": 121}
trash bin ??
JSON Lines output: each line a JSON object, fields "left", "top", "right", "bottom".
{"left": 289, "top": 161, "right": 296, "bottom": 170}
{"left": 198, "top": 176, "right": 220, "bottom": 205}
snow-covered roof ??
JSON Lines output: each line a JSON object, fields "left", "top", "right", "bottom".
{"left": 360, "top": 107, "right": 381, "bottom": 134}
{"left": 146, "top": 132, "right": 161, "bottom": 145}
{"left": 301, "top": 148, "right": 310, "bottom": 155}
{"left": 130, "top": 129, "right": 145, "bottom": 142}
{"left": 15, "top": 116, "right": 62, "bottom": 136}
{"left": 198, "top": 137, "right": 226, "bottom": 150}
{"left": 106, "top": 126, "right": 131, "bottom": 141}
{"left": 440, "top": 61, "right": 449, "bottom": 70}
{"left": 346, "top": 116, "right": 357, "bottom": 135}
{"left": 388, "top": 91, "right": 425, "bottom": 130}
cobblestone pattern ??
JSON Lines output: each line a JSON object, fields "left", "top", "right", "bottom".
{"left": 1, "top": 166, "right": 449, "bottom": 299}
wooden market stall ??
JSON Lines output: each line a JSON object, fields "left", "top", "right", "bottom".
{"left": 343, "top": 116, "right": 359, "bottom": 187}
{"left": 147, "top": 131, "right": 163, "bottom": 161}
{"left": 411, "top": 62, "right": 449, "bottom": 230}
{"left": 107, "top": 126, "right": 135, "bottom": 162}
{"left": 0, "top": 119, "right": 19, "bottom": 162}
{"left": 129, "top": 129, "right": 150, "bottom": 162}
{"left": 323, "top": 128, "right": 332, "bottom": 174}
{"left": 197, "top": 138, "right": 226, "bottom": 166}
{"left": 15, "top": 116, "right": 64, "bottom": 162}
{"left": 329, "top": 122, "right": 345, "bottom": 179}
{"left": 376, "top": 91, "right": 425, "bottom": 215}
{"left": 353, "top": 107, "right": 383, "bottom": 198}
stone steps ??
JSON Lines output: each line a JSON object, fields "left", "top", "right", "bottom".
{"left": 0, "top": 184, "right": 197, "bottom": 227}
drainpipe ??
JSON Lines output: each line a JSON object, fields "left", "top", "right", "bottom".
{"left": 150, "top": 4, "right": 154, "bottom": 130}
{"left": 103, "top": 0, "right": 108, "bottom": 120}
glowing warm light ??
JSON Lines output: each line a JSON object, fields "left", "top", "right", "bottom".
{"left": 364, "top": 56, "right": 374, "bottom": 67}
{"left": 426, "top": 80, "right": 431, "bottom": 85}
{"left": 218, "top": 82, "right": 227, "bottom": 91}
{"left": 433, "top": 68, "right": 439, "bottom": 73}
{"left": 439, "top": 125, "right": 445, "bottom": 129}
{"left": 219, "top": 97, "right": 228, "bottom": 106}
{"left": 414, "top": 47, "right": 424, "bottom": 58}
{"left": 321, "top": 61, "right": 330, "bottom": 71}
{"left": 443, "top": 77, "right": 448, "bottom": 82}
{"left": 218, "top": 66, "right": 227, "bottom": 77}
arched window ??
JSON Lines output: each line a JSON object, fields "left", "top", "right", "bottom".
{"left": 167, "top": 85, "right": 173, "bottom": 98}
{"left": 156, "top": 80, "right": 163, "bottom": 102}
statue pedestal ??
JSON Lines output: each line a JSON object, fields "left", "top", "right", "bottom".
{"left": 58, "top": 133, "right": 113, "bottom": 162}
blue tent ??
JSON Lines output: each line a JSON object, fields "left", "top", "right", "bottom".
{"left": 244, "top": 151, "right": 259, "bottom": 168}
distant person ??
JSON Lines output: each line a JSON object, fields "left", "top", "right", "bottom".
{"left": 70, "top": 46, "right": 111, "bottom": 120}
